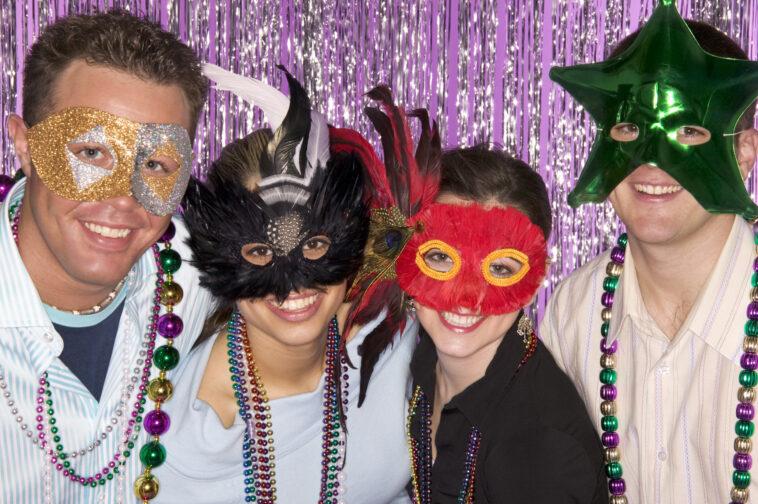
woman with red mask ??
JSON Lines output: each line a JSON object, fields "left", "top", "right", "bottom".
{"left": 349, "top": 88, "right": 607, "bottom": 503}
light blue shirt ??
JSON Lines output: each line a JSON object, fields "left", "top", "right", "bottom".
{"left": 0, "top": 179, "right": 213, "bottom": 503}
{"left": 156, "top": 313, "right": 417, "bottom": 504}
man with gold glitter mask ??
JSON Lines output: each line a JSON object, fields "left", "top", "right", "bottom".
{"left": 0, "top": 11, "right": 212, "bottom": 504}
{"left": 541, "top": 2, "right": 758, "bottom": 503}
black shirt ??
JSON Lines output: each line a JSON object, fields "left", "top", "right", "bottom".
{"left": 54, "top": 300, "right": 124, "bottom": 401}
{"left": 409, "top": 313, "right": 608, "bottom": 503}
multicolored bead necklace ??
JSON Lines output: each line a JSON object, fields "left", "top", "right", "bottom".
{"left": 226, "top": 311, "right": 349, "bottom": 503}
{"left": 2, "top": 186, "right": 184, "bottom": 502}
{"left": 407, "top": 325, "right": 537, "bottom": 504}
{"left": 597, "top": 232, "right": 757, "bottom": 504}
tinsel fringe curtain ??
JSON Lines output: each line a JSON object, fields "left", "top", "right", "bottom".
{"left": 1, "top": 0, "right": 757, "bottom": 316}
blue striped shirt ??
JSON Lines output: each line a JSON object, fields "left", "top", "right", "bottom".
{"left": 0, "top": 179, "right": 212, "bottom": 503}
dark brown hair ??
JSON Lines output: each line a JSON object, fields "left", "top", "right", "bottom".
{"left": 23, "top": 10, "right": 208, "bottom": 136}
{"left": 610, "top": 19, "right": 755, "bottom": 131}
{"left": 439, "top": 145, "right": 552, "bottom": 239}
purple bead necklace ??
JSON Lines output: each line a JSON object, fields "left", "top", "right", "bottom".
{"left": 597, "top": 232, "right": 757, "bottom": 504}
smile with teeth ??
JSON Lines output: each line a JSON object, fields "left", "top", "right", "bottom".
{"left": 441, "top": 311, "right": 484, "bottom": 328}
{"left": 633, "top": 183, "right": 682, "bottom": 195}
{"left": 84, "top": 222, "right": 131, "bottom": 239}
{"left": 273, "top": 294, "right": 319, "bottom": 312}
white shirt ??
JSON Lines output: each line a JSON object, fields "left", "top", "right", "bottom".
{"left": 539, "top": 216, "right": 757, "bottom": 503}
{"left": 0, "top": 179, "right": 212, "bottom": 503}
{"left": 155, "top": 313, "right": 417, "bottom": 504}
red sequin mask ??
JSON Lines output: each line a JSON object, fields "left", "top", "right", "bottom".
{"left": 396, "top": 203, "right": 547, "bottom": 315}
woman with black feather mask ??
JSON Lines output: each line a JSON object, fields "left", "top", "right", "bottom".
{"left": 152, "top": 66, "right": 416, "bottom": 503}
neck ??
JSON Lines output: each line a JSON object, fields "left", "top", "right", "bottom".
{"left": 630, "top": 214, "right": 735, "bottom": 339}
{"left": 16, "top": 197, "right": 122, "bottom": 311}
{"left": 434, "top": 332, "right": 504, "bottom": 404}
{"left": 246, "top": 321, "right": 329, "bottom": 400}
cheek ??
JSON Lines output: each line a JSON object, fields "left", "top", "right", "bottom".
{"left": 147, "top": 214, "right": 174, "bottom": 241}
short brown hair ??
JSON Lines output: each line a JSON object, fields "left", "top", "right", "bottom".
{"left": 23, "top": 10, "right": 208, "bottom": 137}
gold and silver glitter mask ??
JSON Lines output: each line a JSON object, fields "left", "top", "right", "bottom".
{"left": 26, "top": 107, "right": 193, "bottom": 216}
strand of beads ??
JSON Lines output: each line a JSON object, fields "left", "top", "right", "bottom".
{"left": 238, "top": 314, "right": 276, "bottom": 503}
{"left": 597, "top": 233, "right": 627, "bottom": 504}
{"left": 134, "top": 222, "right": 184, "bottom": 503}
{"left": 730, "top": 225, "right": 758, "bottom": 504}
{"left": 406, "top": 386, "right": 433, "bottom": 504}
{"left": 406, "top": 387, "right": 424, "bottom": 504}
{"left": 227, "top": 313, "right": 348, "bottom": 503}
{"left": 457, "top": 428, "right": 482, "bottom": 504}
{"left": 10, "top": 199, "right": 158, "bottom": 489}
{"left": 319, "top": 317, "right": 348, "bottom": 504}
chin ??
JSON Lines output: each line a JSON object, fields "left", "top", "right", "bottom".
{"left": 419, "top": 317, "right": 497, "bottom": 361}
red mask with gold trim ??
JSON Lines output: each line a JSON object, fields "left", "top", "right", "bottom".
{"left": 395, "top": 202, "right": 547, "bottom": 315}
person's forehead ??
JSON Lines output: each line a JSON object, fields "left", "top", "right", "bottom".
{"left": 48, "top": 60, "right": 192, "bottom": 131}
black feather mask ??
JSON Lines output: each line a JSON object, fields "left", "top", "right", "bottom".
{"left": 184, "top": 67, "right": 368, "bottom": 302}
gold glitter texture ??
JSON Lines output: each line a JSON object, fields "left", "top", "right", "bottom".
{"left": 26, "top": 107, "right": 192, "bottom": 216}
{"left": 27, "top": 107, "right": 138, "bottom": 202}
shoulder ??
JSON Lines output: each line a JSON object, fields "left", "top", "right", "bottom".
{"left": 538, "top": 250, "right": 610, "bottom": 371}
{"left": 546, "top": 249, "right": 610, "bottom": 314}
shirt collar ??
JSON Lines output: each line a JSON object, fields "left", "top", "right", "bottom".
{"left": 410, "top": 311, "right": 529, "bottom": 426}
{"left": 608, "top": 216, "right": 751, "bottom": 361}
{"left": 0, "top": 179, "right": 51, "bottom": 328}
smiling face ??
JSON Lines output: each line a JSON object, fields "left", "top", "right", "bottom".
{"left": 11, "top": 61, "right": 193, "bottom": 290}
{"left": 237, "top": 281, "right": 347, "bottom": 347}
{"left": 403, "top": 193, "right": 547, "bottom": 360}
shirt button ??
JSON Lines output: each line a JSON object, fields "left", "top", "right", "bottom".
{"left": 44, "top": 332, "right": 54, "bottom": 342}
{"left": 658, "top": 449, "right": 667, "bottom": 461}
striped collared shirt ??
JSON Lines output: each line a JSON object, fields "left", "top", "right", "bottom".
{"left": 539, "top": 216, "right": 756, "bottom": 503}
{"left": 0, "top": 179, "right": 212, "bottom": 503}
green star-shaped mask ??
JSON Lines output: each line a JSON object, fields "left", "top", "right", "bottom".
{"left": 550, "top": 0, "right": 758, "bottom": 219}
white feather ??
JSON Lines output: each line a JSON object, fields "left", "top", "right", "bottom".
{"left": 202, "top": 63, "right": 290, "bottom": 130}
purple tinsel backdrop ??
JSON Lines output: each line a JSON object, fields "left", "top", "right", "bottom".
{"left": 0, "top": 0, "right": 757, "bottom": 316}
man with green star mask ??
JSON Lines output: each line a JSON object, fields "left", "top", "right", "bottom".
{"left": 550, "top": 0, "right": 758, "bottom": 219}
{"left": 539, "top": 1, "right": 758, "bottom": 503}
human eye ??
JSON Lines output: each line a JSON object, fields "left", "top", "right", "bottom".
{"left": 302, "top": 235, "right": 331, "bottom": 260}
{"left": 423, "top": 248, "right": 455, "bottom": 273}
{"left": 69, "top": 143, "right": 114, "bottom": 169}
{"left": 609, "top": 123, "right": 640, "bottom": 142}
{"left": 241, "top": 243, "right": 274, "bottom": 266}
{"left": 487, "top": 257, "right": 523, "bottom": 279}
{"left": 676, "top": 125, "right": 711, "bottom": 146}
{"left": 142, "top": 156, "right": 180, "bottom": 177}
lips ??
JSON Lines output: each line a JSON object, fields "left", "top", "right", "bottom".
{"left": 265, "top": 291, "right": 323, "bottom": 322}
{"left": 438, "top": 310, "right": 485, "bottom": 333}
{"left": 273, "top": 293, "right": 319, "bottom": 312}
{"left": 633, "top": 183, "right": 682, "bottom": 196}
{"left": 83, "top": 221, "right": 132, "bottom": 239}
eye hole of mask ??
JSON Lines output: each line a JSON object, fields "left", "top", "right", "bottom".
{"left": 241, "top": 243, "right": 274, "bottom": 267}
{"left": 142, "top": 156, "right": 181, "bottom": 178}
{"left": 675, "top": 125, "right": 711, "bottom": 146}
{"left": 482, "top": 249, "right": 531, "bottom": 287}
{"left": 609, "top": 123, "right": 640, "bottom": 143}
{"left": 415, "top": 240, "right": 461, "bottom": 281}
{"left": 302, "top": 235, "right": 331, "bottom": 261}
{"left": 67, "top": 143, "right": 115, "bottom": 170}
